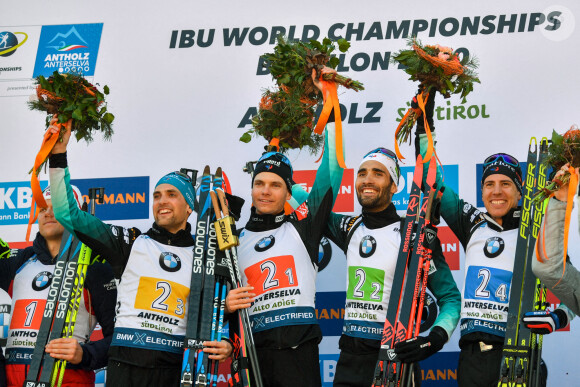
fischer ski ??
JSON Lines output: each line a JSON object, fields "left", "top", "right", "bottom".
{"left": 498, "top": 137, "right": 549, "bottom": 387}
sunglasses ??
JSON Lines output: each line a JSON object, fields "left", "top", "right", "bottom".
{"left": 483, "top": 153, "right": 520, "bottom": 168}
{"left": 364, "top": 147, "right": 398, "bottom": 161}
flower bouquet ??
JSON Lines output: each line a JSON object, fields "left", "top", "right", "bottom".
{"left": 533, "top": 126, "right": 580, "bottom": 202}
{"left": 240, "top": 36, "right": 363, "bottom": 158}
{"left": 28, "top": 71, "right": 114, "bottom": 174}
{"left": 392, "top": 38, "right": 479, "bottom": 159}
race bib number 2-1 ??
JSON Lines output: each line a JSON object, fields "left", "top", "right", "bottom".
{"left": 244, "top": 255, "right": 298, "bottom": 297}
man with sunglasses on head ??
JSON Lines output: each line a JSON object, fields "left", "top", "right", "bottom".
{"left": 322, "top": 147, "right": 461, "bottom": 387}
{"left": 414, "top": 92, "right": 572, "bottom": 387}
{"left": 45, "top": 119, "right": 233, "bottom": 386}
{"left": 225, "top": 70, "right": 345, "bottom": 387}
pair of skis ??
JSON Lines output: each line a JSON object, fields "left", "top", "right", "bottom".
{"left": 498, "top": 138, "right": 549, "bottom": 387}
{"left": 181, "top": 166, "right": 226, "bottom": 387}
{"left": 180, "top": 167, "right": 261, "bottom": 387}
{"left": 373, "top": 154, "right": 442, "bottom": 387}
{"left": 24, "top": 188, "right": 104, "bottom": 387}
{"left": 210, "top": 186, "right": 263, "bottom": 387}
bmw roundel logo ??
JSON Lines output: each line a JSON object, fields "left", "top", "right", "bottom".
{"left": 32, "top": 271, "right": 53, "bottom": 291}
{"left": 255, "top": 235, "right": 275, "bottom": 252}
{"left": 159, "top": 252, "right": 182, "bottom": 272}
{"left": 359, "top": 235, "right": 377, "bottom": 258}
{"left": 484, "top": 237, "right": 505, "bottom": 258}
{"left": 317, "top": 237, "right": 332, "bottom": 271}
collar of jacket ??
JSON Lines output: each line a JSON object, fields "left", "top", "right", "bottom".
{"left": 245, "top": 207, "right": 286, "bottom": 232}
{"left": 362, "top": 202, "right": 401, "bottom": 230}
{"left": 485, "top": 207, "right": 521, "bottom": 232}
{"left": 145, "top": 222, "right": 194, "bottom": 246}
{"left": 32, "top": 233, "right": 57, "bottom": 264}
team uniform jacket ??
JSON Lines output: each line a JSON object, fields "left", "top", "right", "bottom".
{"left": 48, "top": 152, "right": 204, "bottom": 369}
{"left": 417, "top": 133, "right": 573, "bottom": 347}
{"left": 0, "top": 233, "right": 116, "bottom": 386}
{"left": 325, "top": 204, "right": 461, "bottom": 353}
{"left": 238, "top": 122, "right": 344, "bottom": 349}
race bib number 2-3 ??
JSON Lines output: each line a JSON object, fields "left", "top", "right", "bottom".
{"left": 134, "top": 277, "right": 188, "bottom": 319}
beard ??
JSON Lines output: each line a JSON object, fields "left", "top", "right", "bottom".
{"left": 357, "top": 181, "right": 395, "bottom": 212}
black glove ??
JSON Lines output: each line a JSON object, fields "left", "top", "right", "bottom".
{"left": 394, "top": 326, "right": 447, "bottom": 363}
{"left": 523, "top": 309, "right": 567, "bottom": 335}
{"left": 414, "top": 88, "right": 436, "bottom": 135}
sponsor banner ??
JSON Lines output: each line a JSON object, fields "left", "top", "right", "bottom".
{"left": 293, "top": 168, "right": 354, "bottom": 213}
{"left": 318, "top": 351, "right": 459, "bottom": 386}
{"left": 315, "top": 291, "right": 346, "bottom": 337}
{"left": 0, "top": 180, "right": 48, "bottom": 225}
{"left": 418, "top": 351, "right": 460, "bottom": 386}
{"left": 33, "top": 23, "right": 103, "bottom": 77}
{"left": 394, "top": 165, "right": 458, "bottom": 211}
{"left": 438, "top": 226, "right": 460, "bottom": 270}
{"left": 0, "top": 177, "right": 148, "bottom": 225}
{"left": 71, "top": 176, "right": 149, "bottom": 221}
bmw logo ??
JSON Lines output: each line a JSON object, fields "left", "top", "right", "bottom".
{"left": 32, "top": 271, "right": 52, "bottom": 291}
{"left": 255, "top": 235, "right": 275, "bottom": 252}
{"left": 317, "top": 237, "right": 332, "bottom": 271}
{"left": 484, "top": 237, "right": 504, "bottom": 258}
{"left": 419, "top": 292, "right": 438, "bottom": 333}
{"left": 159, "top": 252, "right": 182, "bottom": 272}
{"left": 359, "top": 235, "right": 377, "bottom": 258}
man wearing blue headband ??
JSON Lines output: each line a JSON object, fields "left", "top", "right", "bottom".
{"left": 45, "top": 118, "right": 232, "bottom": 386}
{"left": 226, "top": 70, "right": 345, "bottom": 387}
{"left": 323, "top": 147, "right": 461, "bottom": 387}
{"left": 414, "top": 91, "right": 572, "bottom": 387}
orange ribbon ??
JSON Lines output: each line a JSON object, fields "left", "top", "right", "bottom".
{"left": 313, "top": 79, "right": 346, "bottom": 169}
{"left": 394, "top": 92, "right": 434, "bottom": 163}
{"left": 26, "top": 121, "right": 67, "bottom": 241}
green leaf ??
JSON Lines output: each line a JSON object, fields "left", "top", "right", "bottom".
{"left": 72, "top": 108, "right": 83, "bottom": 120}
{"left": 103, "top": 85, "right": 110, "bottom": 95}
{"left": 337, "top": 38, "right": 350, "bottom": 52}
{"left": 239, "top": 132, "right": 252, "bottom": 143}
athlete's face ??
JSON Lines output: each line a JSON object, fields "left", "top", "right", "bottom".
{"left": 356, "top": 160, "right": 398, "bottom": 212}
{"left": 38, "top": 199, "right": 65, "bottom": 241}
{"left": 482, "top": 174, "right": 521, "bottom": 225}
{"left": 153, "top": 184, "right": 192, "bottom": 234}
{"left": 251, "top": 172, "right": 291, "bottom": 215}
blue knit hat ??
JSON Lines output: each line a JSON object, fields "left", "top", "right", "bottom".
{"left": 155, "top": 172, "right": 196, "bottom": 210}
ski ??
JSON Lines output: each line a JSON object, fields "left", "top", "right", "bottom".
{"left": 372, "top": 154, "right": 438, "bottom": 387}
{"left": 211, "top": 187, "right": 262, "bottom": 387}
{"left": 24, "top": 231, "right": 84, "bottom": 387}
{"left": 498, "top": 137, "right": 548, "bottom": 387}
{"left": 181, "top": 166, "right": 210, "bottom": 387}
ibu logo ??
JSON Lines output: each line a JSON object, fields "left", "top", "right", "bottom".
{"left": 0, "top": 31, "right": 28, "bottom": 57}
{"left": 33, "top": 23, "right": 103, "bottom": 77}
{"left": 159, "top": 252, "right": 181, "bottom": 272}
{"left": 255, "top": 235, "right": 275, "bottom": 252}
{"left": 484, "top": 237, "right": 505, "bottom": 258}
{"left": 359, "top": 235, "right": 376, "bottom": 258}
{"left": 32, "top": 271, "right": 53, "bottom": 291}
